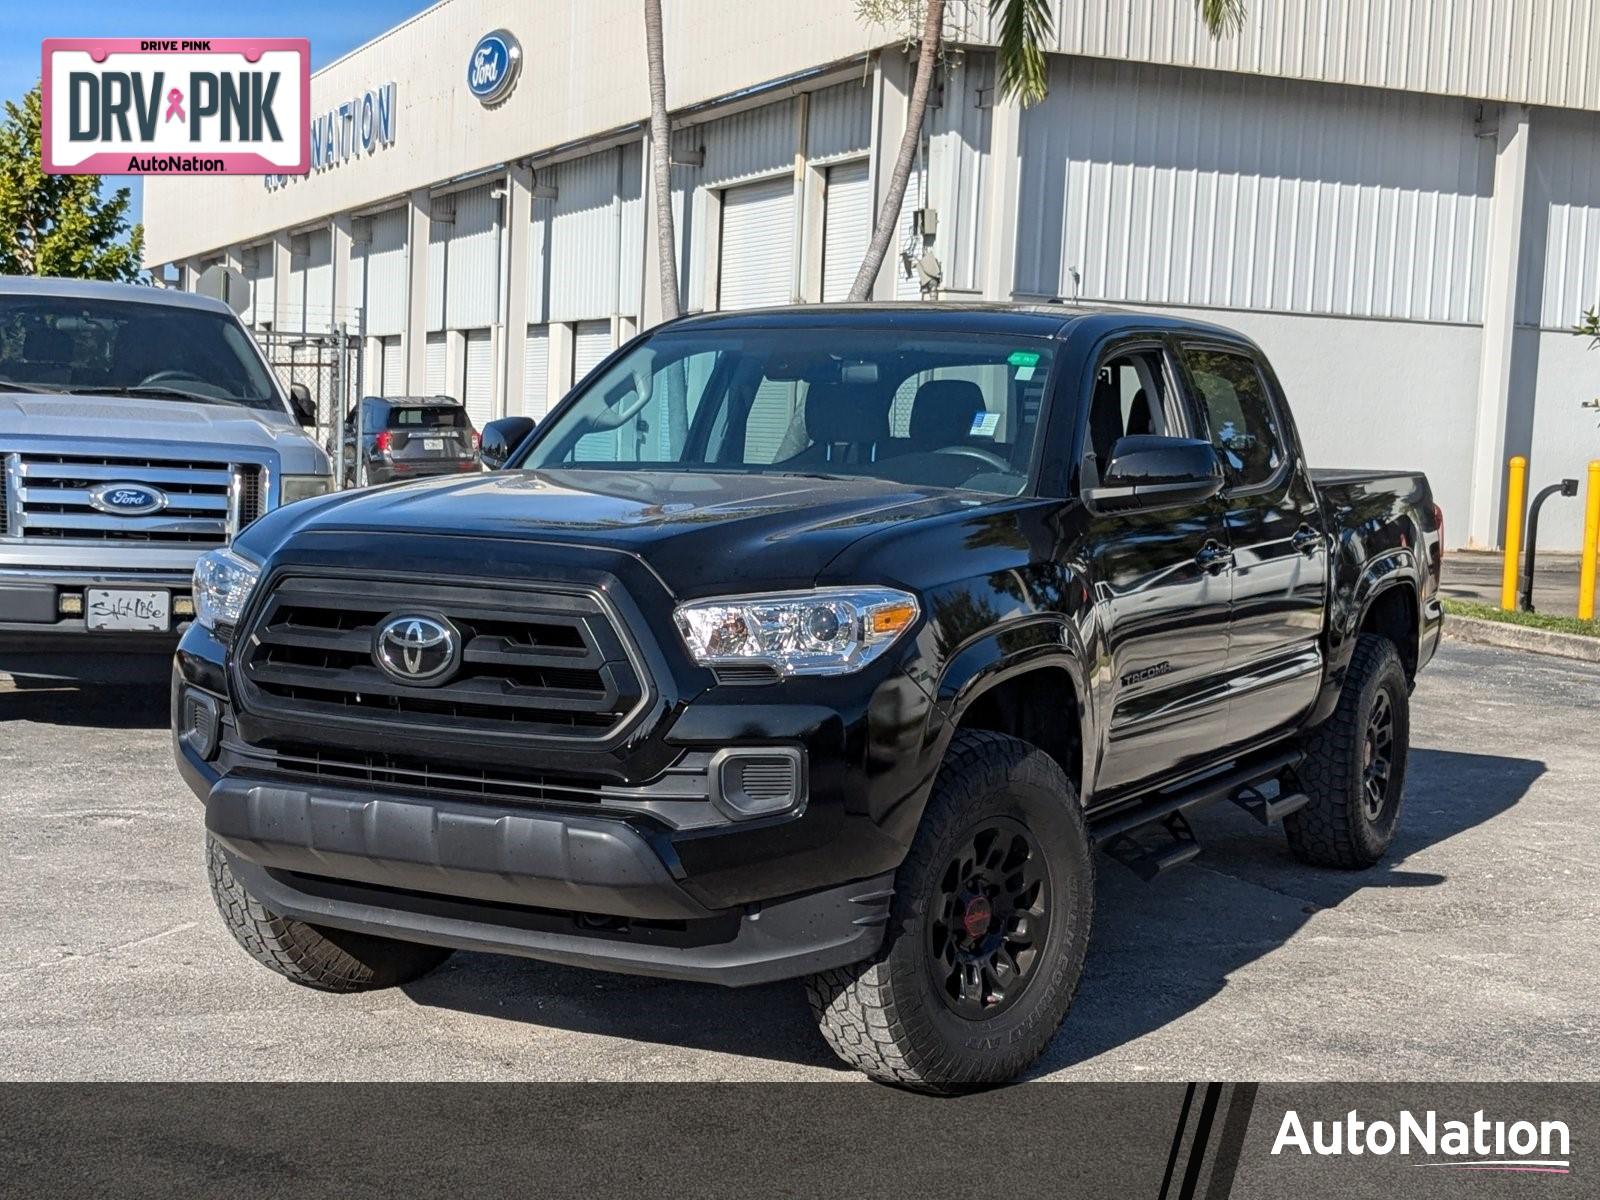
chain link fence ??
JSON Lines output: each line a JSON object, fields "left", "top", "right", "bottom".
{"left": 257, "top": 328, "right": 364, "bottom": 487}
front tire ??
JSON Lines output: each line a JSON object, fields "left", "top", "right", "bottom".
{"left": 806, "top": 730, "right": 1094, "bottom": 1091}
{"left": 207, "top": 837, "right": 452, "bottom": 992}
{"left": 1285, "top": 634, "right": 1410, "bottom": 869}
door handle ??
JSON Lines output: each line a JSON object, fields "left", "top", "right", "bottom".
{"left": 1291, "top": 525, "right": 1321, "bottom": 555}
{"left": 1195, "top": 540, "right": 1234, "bottom": 574}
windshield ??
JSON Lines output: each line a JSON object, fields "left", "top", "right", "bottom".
{"left": 0, "top": 294, "right": 283, "bottom": 410}
{"left": 519, "top": 328, "right": 1056, "bottom": 496}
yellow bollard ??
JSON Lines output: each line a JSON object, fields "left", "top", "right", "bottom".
{"left": 1500, "top": 456, "right": 1528, "bottom": 611}
{"left": 1580, "top": 460, "right": 1600, "bottom": 622}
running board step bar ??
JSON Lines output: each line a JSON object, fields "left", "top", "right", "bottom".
{"left": 1101, "top": 812, "right": 1201, "bottom": 882}
{"left": 1089, "top": 746, "right": 1303, "bottom": 881}
{"left": 1230, "top": 785, "right": 1310, "bottom": 827}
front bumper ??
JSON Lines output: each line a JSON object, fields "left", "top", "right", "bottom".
{"left": 182, "top": 754, "right": 894, "bottom": 986}
{"left": 1, "top": 569, "right": 190, "bottom": 679}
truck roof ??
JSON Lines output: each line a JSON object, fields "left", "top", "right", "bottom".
{"left": 0, "top": 274, "right": 235, "bottom": 317}
{"left": 663, "top": 301, "right": 1250, "bottom": 344}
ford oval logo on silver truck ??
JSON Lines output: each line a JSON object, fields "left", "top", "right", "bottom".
{"left": 87, "top": 482, "right": 167, "bottom": 516}
{"left": 374, "top": 614, "right": 461, "bottom": 686}
{"left": 467, "top": 30, "right": 521, "bottom": 103}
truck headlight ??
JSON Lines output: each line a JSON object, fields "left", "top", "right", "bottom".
{"left": 192, "top": 547, "right": 261, "bottom": 635}
{"left": 673, "top": 587, "right": 919, "bottom": 677}
{"left": 278, "top": 474, "right": 333, "bottom": 506}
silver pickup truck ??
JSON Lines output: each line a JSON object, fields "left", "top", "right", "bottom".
{"left": 0, "top": 277, "right": 333, "bottom": 683}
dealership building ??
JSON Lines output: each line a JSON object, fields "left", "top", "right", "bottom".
{"left": 143, "top": 0, "right": 1600, "bottom": 550}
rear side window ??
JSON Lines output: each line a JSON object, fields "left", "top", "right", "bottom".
{"left": 390, "top": 407, "right": 464, "bottom": 429}
{"left": 1180, "top": 347, "right": 1284, "bottom": 489}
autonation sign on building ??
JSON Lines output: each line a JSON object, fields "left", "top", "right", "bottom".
{"left": 41, "top": 37, "right": 309, "bottom": 175}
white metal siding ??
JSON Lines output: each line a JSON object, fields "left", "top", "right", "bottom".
{"left": 719, "top": 176, "right": 795, "bottom": 310}
{"left": 573, "top": 320, "right": 613, "bottom": 384}
{"left": 1033, "top": 0, "right": 1600, "bottom": 113}
{"left": 425, "top": 332, "right": 448, "bottom": 396}
{"left": 526, "top": 195, "right": 553, "bottom": 325}
{"left": 694, "top": 100, "right": 794, "bottom": 188}
{"left": 548, "top": 148, "right": 638, "bottom": 323}
{"left": 1520, "top": 106, "right": 1600, "bottom": 329}
{"left": 380, "top": 336, "right": 404, "bottom": 397}
{"left": 464, "top": 329, "right": 494, "bottom": 427}
{"left": 363, "top": 208, "right": 407, "bottom": 337}
{"left": 444, "top": 184, "right": 502, "bottom": 329}
{"left": 240, "top": 245, "right": 271, "bottom": 327}
{"left": 895, "top": 163, "right": 928, "bottom": 301}
{"left": 807, "top": 80, "right": 872, "bottom": 163}
{"left": 425, "top": 211, "right": 447, "bottom": 331}
{"left": 302, "top": 228, "right": 333, "bottom": 334}
{"left": 522, "top": 325, "right": 550, "bottom": 419}
{"left": 1015, "top": 57, "right": 1494, "bottom": 323}
{"left": 284, "top": 239, "right": 309, "bottom": 334}
{"left": 926, "top": 53, "right": 992, "bottom": 294}
{"left": 822, "top": 160, "right": 872, "bottom": 302}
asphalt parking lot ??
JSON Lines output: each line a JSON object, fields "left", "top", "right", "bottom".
{"left": 1, "top": 639, "right": 1596, "bottom": 1083}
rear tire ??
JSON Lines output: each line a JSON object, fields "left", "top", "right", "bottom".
{"left": 207, "top": 837, "right": 452, "bottom": 992}
{"left": 1285, "top": 634, "right": 1410, "bottom": 869}
{"left": 806, "top": 730, "right": 1094, "bottom": 1091}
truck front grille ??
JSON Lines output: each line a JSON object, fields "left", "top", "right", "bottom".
{"left": 7, "top": 450, "right": 237, "bottom": 544}
{"left": 237, "top": 576, "right": 648, "bottom": 742}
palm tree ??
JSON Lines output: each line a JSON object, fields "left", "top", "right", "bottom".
{"left": 845, "top": 0, "right": 1248, "bottom": 302}
{"left": 644, "top": 0, "right": 680, "bottom": 322}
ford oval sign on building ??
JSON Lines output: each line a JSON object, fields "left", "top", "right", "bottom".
{"left": 467, "top": 31, "right": 521, "bottom": 104}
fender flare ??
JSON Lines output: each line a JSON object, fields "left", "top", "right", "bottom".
{"left": 930, "top": 614, "right": 1094, "bottom": 797}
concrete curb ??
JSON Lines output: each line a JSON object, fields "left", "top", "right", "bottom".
{"left": 1443, "top": 614, "right": 1600, "bottom": 664}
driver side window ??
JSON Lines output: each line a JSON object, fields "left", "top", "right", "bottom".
{"left": 1084, "top": 347, "right": 1175, "bottom": 483}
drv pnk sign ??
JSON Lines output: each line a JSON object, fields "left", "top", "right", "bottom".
{"left": 42, "top": 38, "right": 309, "bottom": 175}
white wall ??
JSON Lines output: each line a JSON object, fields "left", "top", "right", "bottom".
{"left": 1512, "top": 329, "right": 1600, "bottom": 552}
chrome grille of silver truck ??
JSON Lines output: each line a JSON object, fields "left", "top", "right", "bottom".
{"left": 3, "top": 450, "right": 239, "bottom": 545}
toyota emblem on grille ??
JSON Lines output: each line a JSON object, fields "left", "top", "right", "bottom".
{"left": 87, "top": 482, "right": 168, "bottom": 516}
{"left": 374, "top": 614, "right": 461, "bottom": 686}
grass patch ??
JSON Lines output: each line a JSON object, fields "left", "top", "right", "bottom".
{"left": 1444, "top": 598, "right": 1600, "bottom": 639}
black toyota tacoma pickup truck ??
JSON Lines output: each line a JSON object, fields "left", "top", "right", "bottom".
{"left": 173, "top": 305, "right": 1443, "bottom": 1089}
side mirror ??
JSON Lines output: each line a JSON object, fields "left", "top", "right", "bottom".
{"left": 1083, "top": 435, "right": 1224, "bottom": 513}
{"left": 480, "top": 416, "right": 537, "bottom": 470}
{"left": 288, "top": 382, "right": 316, "bottom": 428}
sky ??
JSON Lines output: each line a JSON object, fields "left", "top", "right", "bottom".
{"left": 3, "top": 0, "right": 434, "bottom": 226}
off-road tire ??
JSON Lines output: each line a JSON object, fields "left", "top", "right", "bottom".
{"left": 1285, "top": 633, "right": 1410, "bottom": 869}
{"left": 207, "top": 836, "right": 452, "bottom": 991}
{"left": 805, "top": 730, "right": 1094, "bottom": 1091}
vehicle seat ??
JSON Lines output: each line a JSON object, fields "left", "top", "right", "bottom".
{"left": 907, "top": 379, "right": 987, "bottom": 451}
{"left": 15, "top": 327, "right": 75, "bottom": 386}
{"left": 1087, "top": 374, "right": 1125, "bottom": 478}
{"left": 785, "top": 382, "right": 890, "bottom": 465}
{"left": 1124, "top": 388, "right": 1154, "bottom": 437}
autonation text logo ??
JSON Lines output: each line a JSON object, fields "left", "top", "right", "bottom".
{"left": 1273, "top": 1108, "right": 1572, "bottom": 1174}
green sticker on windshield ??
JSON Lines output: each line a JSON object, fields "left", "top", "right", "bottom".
{"left": 1009, "top": 349, "right": 1041, "bottom": 381}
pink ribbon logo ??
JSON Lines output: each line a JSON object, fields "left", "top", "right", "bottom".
{"left": 164, "top": 88, "right": 185, "bottom": 123}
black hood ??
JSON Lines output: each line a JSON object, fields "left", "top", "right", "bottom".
{"left": 240, "top": 468, "right": 992, "bottom": 597}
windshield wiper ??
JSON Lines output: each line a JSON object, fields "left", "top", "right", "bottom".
{"left": 70, "top": 385, "right": 245, "bottom": 406}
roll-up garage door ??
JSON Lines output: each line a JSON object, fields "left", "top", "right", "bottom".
{"left": 572, "top": 321, "right": 616, "bottom": 462}
{"left": 573, "top": 320, "right": 612, "bottom": 386}
{"left": 821, "top": 160, "right": 871, "bottom": 303}
{"left": 464, "top": 329, "right": 494, "bottom": 430}
{"left": 425, "top": 332, "right": 447, "bottom": 396}
{"left": 718, "top": 176, "right": 794, "bottom": 310}
{"left": 522, "top": 325, "right": 550, "bottom": 418}
{"left": 380, "top": 336, "right": 404, "bottom": 397}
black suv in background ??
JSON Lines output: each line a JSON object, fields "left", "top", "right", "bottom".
{"left": 176, "top": 304, "right": 1442, "bottom": 1090}
{"left": 333, "top": 395, "right": 481, "bottom": 486}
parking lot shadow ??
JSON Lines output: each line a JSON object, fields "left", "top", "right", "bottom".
{"left": 405, "top": 746, "right": 1543, "bottom": 1077}
{"left": 0, "top": 677, "right": 170, "bottom": 729}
